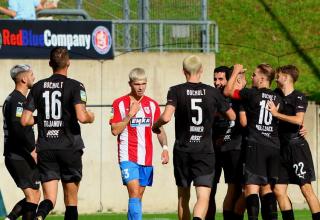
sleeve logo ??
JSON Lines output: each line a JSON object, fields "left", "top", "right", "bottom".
{"left": 80, "top": 90, "right": 87, "bottom": 102}
{"left": 16, "top": 107, "right": 23, "bottom": 117}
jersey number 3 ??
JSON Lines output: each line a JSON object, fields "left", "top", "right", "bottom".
{"left": 43, "top": 91, "right": 62, "bottom": 120}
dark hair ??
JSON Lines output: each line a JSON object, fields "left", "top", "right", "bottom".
{"left": 214, "top": 66, "right": 232, "bottom": 80}
{"left": 257, "top": 63, "right": 275, "bottom": 82}
{"left": 49, "top": 47, "right": 69, "bottom": 71}
{"left": 276, "top": 65, "right": 299, "bottom": 82}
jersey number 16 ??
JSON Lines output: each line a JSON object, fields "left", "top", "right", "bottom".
{"left": 43, "top": 90, "right": 62, "bottom": 120}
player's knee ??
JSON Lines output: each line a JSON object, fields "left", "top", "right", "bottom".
{"left": 301, "top": 184, "right": 315, "bottom": 199}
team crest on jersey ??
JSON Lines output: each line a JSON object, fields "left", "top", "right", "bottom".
{"left": 16, "top": 107, "right": 23, "bottom": 117}
{"left": 143, "top": 106, "right": 150, "bottom": 114}
{"left": 80, "top": 90, "right": 87, "bottom": 102}
{"left": 130, "top": 117, "right": 151, "bottom": 127}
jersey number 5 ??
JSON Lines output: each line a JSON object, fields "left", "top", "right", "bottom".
{"left": 191, "top": 98, "right": 203, "bottom": 125}
{"left": 43, "top": 91, "right": 62, "bottom": 120}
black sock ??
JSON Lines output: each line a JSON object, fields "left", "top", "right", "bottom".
{"left": 223, "top": 210, "right": 234, "bottom": 220}
{"left": 64, "top": 206, "right": 78, "bottom": 220}
{"left": 312, "top": 212, "right": 320, "bottom": 220}
{"left": 234, "top": 213, "right": 244, "bottom": 220}
{"left": 22, "top": 202, "right": 37, "bottom": 220}
{"left": 36, "top": 199, "right": 54, "bottom": 219}
{"left": 246, "top": 194, "right": 259, "bottom": 220}
{"left": 260, "top": 193, "right": 277, "bottom": 220}
{"left": 193, "top": 217, "right": 202, "bottom": 220}
{"left": 7, "top": 198, "right": 26, "bottom": 219}
{"left": 281, "top": 210, "right": 294, "bottom": 220}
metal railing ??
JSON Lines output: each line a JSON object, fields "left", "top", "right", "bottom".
{"left": 112, "top": 20, "right": 219, "bottom": 53}
{"left": 36, "top": 9, "right": 91, "bottom": 20}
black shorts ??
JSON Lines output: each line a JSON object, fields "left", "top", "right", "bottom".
{"left": 278, "top": 138, "right": 315, "bottom": 185}
{"left": 5, "top": 157, "right": 40, "bottom": 190}
{"left": 38, "top": 149, "right": 83, "bottom": 183}
{"left": 244, "top": 143, "right": 280, "bottom": 185}
{"left": 173, "top": 149, "right": 215, "bottom": 187}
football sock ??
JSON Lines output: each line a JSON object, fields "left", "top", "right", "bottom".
{"left": 22, "top": 202, "right": 37, "bottom": 220}
{"left": 281, "top": 210, "right": 295, "bottom": 220}
{"left": 64, "top": 206, "right": 78, "bottom": 220}
{"left": 223, "top": 210, "right": 234, "bottom": 220}
{"left": 260, "top": 193, "right": 277, "bottom": 220}
{"left": 312, "top": 212, "right": 320, "bottom": 220}
{"left": 35, "top": 199, "right": 54, "bottom": 220}
{"left": 246, "top": 194, "right": 259, "bottom": 220}
{"left": 193, "top": 217, "right": 202, "bottom": 220}
{"left": 234, "top": 213, "right": 244, "bottom": 220}
{"left": 128, "top": 198, "right": 142, "bottom": 220}
{"left": 7, "top": 198, "right": 26, "bottom": 219}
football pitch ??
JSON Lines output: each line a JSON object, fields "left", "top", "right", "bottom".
{"left": 0, "top": 210, "right": 311, "bottom": 219}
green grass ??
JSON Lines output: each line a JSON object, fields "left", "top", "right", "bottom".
{"left": 0, "top": 210, "right": 314, "bottom": 219}
{"left": 0, "top": 0, "right": 319, "bottom": 100}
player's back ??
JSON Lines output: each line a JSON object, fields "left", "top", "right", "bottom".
{"left": 168, "top": 82, "right": 229, "bottom": 153}
{"left": 27, "top": 74, "right": 85, "bottom": 151}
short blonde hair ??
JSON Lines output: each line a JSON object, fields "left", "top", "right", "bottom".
{"left": 183, "top": 55, "right": 202, "bottom": 75}
{"left": 129, "top": 67, "right": 147, "bottom": 82}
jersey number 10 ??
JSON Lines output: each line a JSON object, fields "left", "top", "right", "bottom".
{"left": 43, "top": 91, "right": 62, "bottom": 120}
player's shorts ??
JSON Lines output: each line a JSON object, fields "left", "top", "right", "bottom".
{"left": 38, "top": 149, "right": 83, "bottom": 183}
{"left": 278, "top": 138, "right": 315, "bottom": 185}
{"left": 5, "top": 156, "right": 40, "bottom": 190}
{"left": 173, "top": 149, "right": 215, "bottom": 187}
{"left": 244, "top": 142, "right": 280, "bottom": 185}
{"left": 119, "top": 161, "right": 153, "bottom": 187}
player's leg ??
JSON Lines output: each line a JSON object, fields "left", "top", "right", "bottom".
{"left": 274, "top": 184, "right": 294, "bottom": 220}
{"left": 300, "top": 183, "right": 320, "bottom": 219}
{"left": 21, "top": 187, "right": 41, "bottom": 220}
{"left": 5, "top": 198, "right": 25, "bottom": 220}
{"left": 260, "top": 184, "right": 277, "bottom": 220}
{"left": 234, "top": 191, "right": 246, "bottom": 220}
{"left": 120, "top": 161, "right": 142, "bottom": 220}
{"left": 245, "top": 184, "right": 260, "bottom": 220}
{"left": 60, "top": 149, "right": 83, "bottom": 220}
{"left": 193, "top": 186, "right": 211, "bottom": 219}
{"left": 35, "top": 150, "right": 60, "bottom": 220}
{"left": 223, "top": 183, "right": 242, "bottom": 219}
{"left": 177, "top": 186, "right": 191, "bottom": 220}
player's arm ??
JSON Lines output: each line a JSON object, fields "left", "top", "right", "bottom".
{"left": 152, "top": 105, "right": 175, "bottom": 134}
{"left": 0, "top": 6, "right": 16, "bottom": 17}
{"left": 239, "top": 111, "right": 247, "bottom": 127}
{"left": 110, "top": 99, "right": 140, "bottom": 136}
{"left": 224, "top": 64, "right": 244, "bottom": 98}
{"left": 267, "top": 100, "right": 304, "bottom": 125}
{"left": 156, "top": 126, "right": 169, "bottom": 164}
{"left": 75, "top": 104, "right": 95, "bottom": 124}
{"left": 21, "top": 110, "right": 35, "bottom": 126}
{"left": 223, "top": 108, "right": 236, "bottom": 121}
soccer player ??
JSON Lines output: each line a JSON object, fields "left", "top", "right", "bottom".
{"left": 206, "top": 66, "right": 247, "bottom": 220}
{"left": 109, "top": 67, "right": 169, "bottom": 220}
{"left": 2, "top": 64, "right": 40, "bottom": 220}
{"left": 21, "top": 47, "right": 95, "bottom": 220}
{"left": 267, "top": 65, "right": 320, "bottom": 220}
{"left": 152, "top": 55, "right": 236, "bottom": 220}
{"left": 224, "top": 64, "right": 282, "bottom": 220}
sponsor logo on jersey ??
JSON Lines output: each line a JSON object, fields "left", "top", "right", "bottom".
{"left": 143, "top": 106, "right": 150, "bottom": 114}
{"left": 92, "top": 26, "right": 112, "bottom": 55}
{"left": 16, "top": 107, "right": 23, "bottom": 117}
{"left": 130, "top": 117, "right": 151, "bottom": 127}
{"left": 80, "top": 90, "right": 87, "bottom": 102}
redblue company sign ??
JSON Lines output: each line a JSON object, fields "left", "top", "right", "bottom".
{"left": 0, "top": 20, "right": 113, "bottom": 59}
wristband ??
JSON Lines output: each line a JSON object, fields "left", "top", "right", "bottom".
{"left": 162, "top": 145, "right": 168, "bottom": 151}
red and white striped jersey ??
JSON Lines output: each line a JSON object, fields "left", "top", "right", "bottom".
{"left": 109, "top": 95, "right": 160, "bottom": 166}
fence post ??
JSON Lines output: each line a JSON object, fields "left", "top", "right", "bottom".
{"left": 123, "top": 0, "right": 131, "bottom": 51}
{"left": 76, "top": 0, "right": 83, "bottom": 9}
{"left": 138, "top": 0, "right": 149, "bottom": 51}
{"left": 201, "top": 0, "right": 208, "bottom": 52}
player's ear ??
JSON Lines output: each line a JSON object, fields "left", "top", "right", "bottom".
{"left": 49, "top": 61, "right": 53, "bottom": 68}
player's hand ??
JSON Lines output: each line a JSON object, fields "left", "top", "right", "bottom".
{"left": 233, "top": 64, "right": 244, "bottom": 75}
{"left": 267, "top": 100, "right": 279, "bottom": 116}
{"left": 31, "top": 148, "right": 37, "bottom": 164}
{"left": 129, "top": 100, "right": 140, "bottom": 117}
{"left": 152, "top": 124, "right": 161, "bottom": 134}
{"left": 299, "top": 124, "right": 308, "bottom": 137}
{"left": 161, "top": 150, "right": 169, "bottom": 164}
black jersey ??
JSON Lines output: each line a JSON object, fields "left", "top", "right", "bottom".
{"left": 239, "top": 87, "right": 281, "bottom": 149}
{"left": 25, "top": 74, "right": 86, "bottom": 151}
{"left": 213, "top": 98, "right": 243, "bottom": 152}
{"left": 3, "top": 90, "right": 35, "bottom": 158}
{"left": 275, "top": 89, "right": 307, "bottom": 140}
{"left": 166, "top": 82, "right": 230, "bottom": 153}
